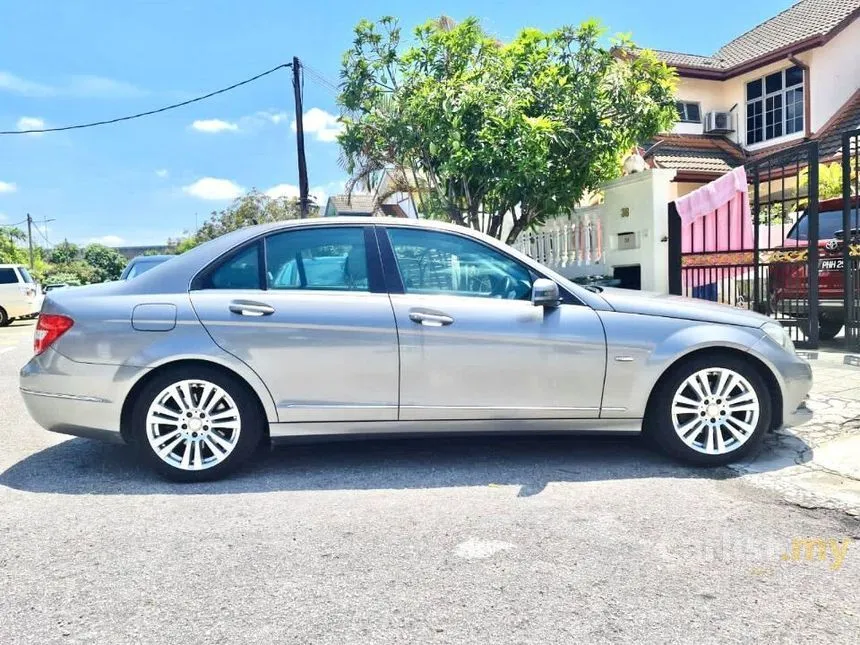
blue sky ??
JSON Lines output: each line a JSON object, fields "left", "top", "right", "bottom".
{"left": 0, "top": 0, "right": 794, "bottom": 247}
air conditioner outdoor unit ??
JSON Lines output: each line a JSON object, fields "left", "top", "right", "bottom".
{"left": 704, "top": 111, "right": 734, "bottom": 134}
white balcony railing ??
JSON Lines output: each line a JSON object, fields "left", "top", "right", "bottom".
{"left": 511, "top": 206, "right": 607, "bottom": 279}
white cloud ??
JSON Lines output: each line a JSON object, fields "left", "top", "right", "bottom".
{"left": 0, "top": 181, "right": 16, "bottom": 194}
{"left": 183, "top": 177, "right": 244, "bottom": 200}
{"left": 155, "top": 169, "right": 169, "bottom": 178}
{"left": 0, "top": 71, "right": 145, "bottom": 99}
{"left": 17, "top": 116, "right": 45, "bottom": 135}
{"left": 0, "top": 212, "right": 7, "bottom": 222}
{"left": 88, "top": 235, "right": 125, "bottom": 246}
{"left": 66, "top": 75, "right": 146, "bottom": 99}
{"left": 191, "top": 118, "right": 239, "bottom": 133}
{"left": 259, "top": 110, "right": 288, "bottom": 125}
{"left": 265, "top": 184, "right": 300, "bottom": 199}
{"left": 291, "top": 107, "right": 343, "bottom": 143}
{"left": 0, "top": 71, "right": 53, "bottom": 97}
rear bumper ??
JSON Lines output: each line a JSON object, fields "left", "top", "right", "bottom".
{"left": 19, "top": 348, "right": 148, "bottom": 442}
{"left": 4, "top": 300, "right": 39, "bottom": 319}
{"left": 775, "top": 298, "right": 845, "bottom": 318}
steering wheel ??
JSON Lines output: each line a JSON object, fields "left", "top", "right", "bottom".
{"left": 488, "top": 274, "right": 517, "bottom": 298}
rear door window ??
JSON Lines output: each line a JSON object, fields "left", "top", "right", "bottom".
{"left": 265, "top": 227, "right": 369, "bottom": 292}
{"left": 0, "top": 268, "right": 18, "bottom": 284}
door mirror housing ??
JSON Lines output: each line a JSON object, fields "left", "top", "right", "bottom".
{"left": 531, "top": 278, "right": 561, "bottom": 307}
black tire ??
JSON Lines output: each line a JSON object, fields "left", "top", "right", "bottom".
{"left": 646, "top": 354, "right": 772, "bottom": 466}
{"left": 818, "top": 319, "right": 843, "bottom": 341}
{"left": 0, "top": 307, "right": 10, "bottom": 327}
{"left": 797, "top": 317, "right": 843, "bottom": 342}
{"left": 129, "top": 365, "right": 265, "bottom": 482}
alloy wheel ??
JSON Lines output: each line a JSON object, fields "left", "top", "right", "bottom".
{"left": 145, "top": 379, "right": 242, "bottom": 471}
{"left": 670, "top": 368, "right": 760, "bottom": 455}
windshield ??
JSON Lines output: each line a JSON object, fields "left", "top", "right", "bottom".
{"left": 788, "top": 208, "right": 859, "bottom": 241}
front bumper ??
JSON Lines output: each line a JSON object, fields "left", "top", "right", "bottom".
{"left": 19, "top": 348, "right": 148, "bottom": 442}
{"left": 749, "top": 335, "right": 814, "bottom": 429}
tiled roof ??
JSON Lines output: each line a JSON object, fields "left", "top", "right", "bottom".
{"left": 653, "top": 51, "right": 721, "bottom": 69}
{"left": 655, "top": 0, "right": 860, "bottom": 72}
{"left": 327, "top": 194, "right": 377, "bottom": 215}
{"left": 645, "top": 134, "right": 746, "bottom": 174}
{"left": 817, "top": 90, "right": 860, "bottom": 158}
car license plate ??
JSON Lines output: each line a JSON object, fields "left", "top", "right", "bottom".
{"left": 820, "top": 259, "right": 844, "bottom": 271}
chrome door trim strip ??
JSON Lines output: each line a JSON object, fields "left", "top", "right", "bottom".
{"left": 19, "top": 388, "right": 109, "bottom": 403}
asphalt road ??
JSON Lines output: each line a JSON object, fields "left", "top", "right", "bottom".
{"left": 1, "top": 321, "right": 858, "bottom": 644}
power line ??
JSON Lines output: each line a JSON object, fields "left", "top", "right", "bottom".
{"left": 33, "top": 222, "right": 52, "bottom": 246}
{"left": 1, "top": 219, "right": 29, "bottom": 228}
{"left": 301, "top": 63, "right": 340, "bottom": 94}
{"left": 0, "top": 63, "right": 292, "bottom": 135}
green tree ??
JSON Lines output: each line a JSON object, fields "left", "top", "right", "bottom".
{"left": 177, "top": 189, "right": 311, "bottom": 251}
{"left": 0, "top": 227, "right": 28, "bottom": 264}
{"left": 338, "top": 16, "right": 677, "bottom": 242}
{"left": 82, "top": 244, "right": 127, "bottom": 282}
{"left": 47, "top": 241, "right": 81, "bottom": 265}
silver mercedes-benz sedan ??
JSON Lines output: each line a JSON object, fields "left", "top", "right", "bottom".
{"left": 20, "top": 217, "right": 812, "bottom": 482}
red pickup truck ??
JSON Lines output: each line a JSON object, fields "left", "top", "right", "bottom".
{"left": 770, "top": 197, "right": 859, "bottom": 340}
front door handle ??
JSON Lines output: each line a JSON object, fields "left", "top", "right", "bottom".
{"left": 409, "top": 311, "right": 454, "bottom": 327}
{"left": 229, "top": 300, "right": 275, "bottom": 317}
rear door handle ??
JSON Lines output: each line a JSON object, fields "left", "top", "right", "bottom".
{"left": 408, "top": 311, "right": 454, "bottom": 327}
{"left": 229, "top": 300, "right": 275, "bottom": 317}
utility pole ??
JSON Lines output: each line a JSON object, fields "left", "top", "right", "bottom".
{"left": 26, "top": 213, "right": 34, "bottom": 269}
{"left": 292, "top": 56, "right": 310, "bottom": 218}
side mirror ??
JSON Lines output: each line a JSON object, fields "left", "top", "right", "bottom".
{"left": 531, "top": 278, "right": 561, "bottom": 307}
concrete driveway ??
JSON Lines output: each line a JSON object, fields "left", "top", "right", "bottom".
{"left": 0, "top": 326, "right": 858, "bottom": 644}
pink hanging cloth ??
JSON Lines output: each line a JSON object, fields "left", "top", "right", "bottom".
{"left": 675, "top": 166, "right": 754, "bottom": 291}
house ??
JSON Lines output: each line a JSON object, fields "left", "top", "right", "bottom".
{"left": 645, "top": 0, "right": 860, "bottom": 197}
{"left": 322, "top": 192, "right": 411, "bottom": 218}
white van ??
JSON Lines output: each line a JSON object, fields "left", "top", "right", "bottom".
{"left": 0, "top": 264, "right": 43, "bottom": 327}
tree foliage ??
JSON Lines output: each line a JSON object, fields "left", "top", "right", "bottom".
{"left": 338, "top": 16, "right": 677, "bottom": 242}
{"left": 0, "top": 226, "right": 28, "bottom": 264}
{"left": 47, "top": 241, "right": 81, "bottom": 266}
{"left": 174, "top": 189, "right": 315, "bottom": 252}
{"left": 82, "top": 244, "right": 127, "bottom": 282}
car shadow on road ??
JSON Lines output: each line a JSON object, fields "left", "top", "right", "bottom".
{"left": 0, "top": 431, "right": 811, "bottom": 496}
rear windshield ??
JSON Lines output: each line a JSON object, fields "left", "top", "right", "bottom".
{"left": 126, "top": 258, "right": 167, "bottom": 279}
{"left": 17, "top": 266, "right": 34, "bottom": 283}
{"left": 788, "top": 208, "right": 860, "bottom": 241}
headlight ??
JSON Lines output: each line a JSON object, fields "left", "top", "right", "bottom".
{"left": 762, "top": 322, "right": 795, "bottom": 354}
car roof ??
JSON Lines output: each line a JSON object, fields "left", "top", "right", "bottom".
{"left": 81, "top": 216, "right": 608, "bottom": 311}
{"left": 0, "top": 264, "right": 25, "bottom": 268}
{"left": 129, "top": 254, "right": 173, "bottom": 262}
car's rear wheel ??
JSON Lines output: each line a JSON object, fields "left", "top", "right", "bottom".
{"left": 130, "top": 366, "right": 264, "bottom": 482}
{"left": 647, "top": 355, "right": 772, "bottom": 466}
{"left": 818, "top": 318, "right": 843, "bottom": 341}
{"left": 0, "top": 307, "right": 10, "bottom": 327}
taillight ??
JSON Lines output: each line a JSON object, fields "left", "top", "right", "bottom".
{"left": 34, "top": 314, "right": 74, "bottom": 356}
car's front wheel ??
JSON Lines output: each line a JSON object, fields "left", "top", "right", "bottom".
{"left": 647, "top": 355, "right": 772, "bottom": 466}
{"left": 130, "top": 366, "right": 264, "bottom": 482}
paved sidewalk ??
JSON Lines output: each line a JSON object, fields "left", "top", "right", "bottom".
{"left": 732, "top": 356, "right": 860, "bottom": 516}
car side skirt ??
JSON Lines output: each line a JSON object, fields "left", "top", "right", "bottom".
{"left": 269, "top": 418, "right": 643, "bottom": 439}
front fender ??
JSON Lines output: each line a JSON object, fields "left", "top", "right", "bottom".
{"left": 598, "top": 311, "right": 768, "bottom": 418}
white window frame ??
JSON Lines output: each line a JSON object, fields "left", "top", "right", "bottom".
{"left": 746, "top": 66, "right": 804, "bottom": 145}
{"left": 675, "top": 101, "right": 702, "bottom": 123}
